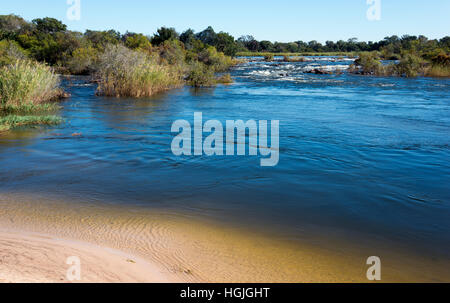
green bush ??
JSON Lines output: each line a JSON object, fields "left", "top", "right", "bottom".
{"left": 84, "top": 30, "right": 121, "bottom": 50}
{"left": 216, "top": 73, "right": 233, "bottom": 84}
{"left": 430, "top": 52, "right": 450, "bottom": 67}
{"left": 66, "top": 46, "right": 98, "bottom": 75}
{"left": 0, "top": 40, "right": 28, "bottom": 66}
{"left": 186, "top": 61, "right": 216, "bottom": 87}
{"left": 158, "top": 39, "right": 186, "bottom": 67}
{"left": 353, "top": 52, "right": 383, "bottom": 75}
{"left": 124, "top": 33, "right": 152, "bottom": 51}
{"left": 393, "top": 53, "right": 425, "bottom": 77}
{"left": 197, "top": 46, "right": 234, "bottom": 72}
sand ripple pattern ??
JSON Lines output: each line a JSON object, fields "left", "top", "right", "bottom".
{"left": 1, "top": 193, "right": 449, "bottom": 282}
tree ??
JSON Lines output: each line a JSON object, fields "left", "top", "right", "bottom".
{"left": 0, "top": 14, "right": 31, "bottom": 39}
{"left": 85, "top": 30, "right": 121, "bottom": 49}
{"left": 123, "top": 32, "right": 151, "bottom": 50}
{"left": 308, "top": 40, "right": 323, "bottom": 52}
{"left": 238, "top": 35, "right": 259, "bottom": 52}
{"left": 439, "top": 36, "right": 450, "bottom": 49}
{"left": 260, "top": 40, "right": 274, "bottom": 52}
{"left": 180, "top": 29, "right": 196, "bottom": 49}
{"left": 0, "top": 39, "right": 28, "bottom": 66}
{"left": 151, "top": 27, "right": 179, "bottom": 46}
{"left": 273, "top": 42, "right": 287, "bottom": 53}
{"left": 286, "top": 42, "right": 299, "bottom": 53}
{"left": 196, "top": 26, "right": 217, "bottom": 46}
{"left": 215, "top": 32, "right": 238, "bottom": 56}
{"left": 32, "top": 17, "right": 67, "bottom": 34}
{"left": 295, "top": 41, "right": 309, "bottom": 52}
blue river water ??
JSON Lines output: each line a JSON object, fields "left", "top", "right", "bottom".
{"left": 1, "top": 57, "right": 449, "bottom": 259}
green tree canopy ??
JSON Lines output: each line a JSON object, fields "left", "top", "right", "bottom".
{"left": 32, "top": 17, "right": 67, "bottom": 34}
{"left": 151, "top": 27, "right": 179, "bottom": 46}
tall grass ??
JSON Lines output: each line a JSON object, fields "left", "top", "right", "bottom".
{"left": 425, "top": 65, "right": 450, "bottom": 78}
{"left": 283, "top": 55, "right": 307, "bottom": 62}
{"left": 0, "top": 102, "right": 60, "bottom": 115}
{"left": 96, "top": 44, "right": 183, "bottom": 97}
{"left": 0, "top": 60, "right": 61, "bottom": 107}
{"left": 0, "top": 115, "right": 62, "bottom": 132}
{"left": 0, "top": 60, "right": 63, "bottom": 133}
{"left": 264, "top": 54, "right": 274, "bottom": 61}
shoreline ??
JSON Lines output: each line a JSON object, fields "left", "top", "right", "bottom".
{"left": 1, "top": 192, "right": 449, "bottom": 283}
{"left": 0, "top": 230, "right": 173, "bottom": 283}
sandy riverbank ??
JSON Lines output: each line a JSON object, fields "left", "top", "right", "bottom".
{"left": 0, "top": 231, "right": 171, "bottom": 283}
{"left": 0, "top": 192, "right": 449, "bottom": 283}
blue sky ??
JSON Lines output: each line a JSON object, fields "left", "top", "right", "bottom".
{"left": 1, "top": 0, "right": 449, "bottom": 43}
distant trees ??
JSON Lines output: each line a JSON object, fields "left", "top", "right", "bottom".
{"left": 32, "top": 18, "right": 66, "bottom": 34}
{"left": 123, "top": 32, "right": 151, "bottom": 50}
{"left": 1, "top": 13, "right": 448, "bottom": 79}
{"left": 194, "top": 26, "right": 240, "bottom": 57}
{"left": 0, "top": 14, "right": 31, "bottom": 39}
{"left": 151, "top": 27, "right": 179, "bottom": 46}
{"left": 215, "top": 32, "right": 238, "bottom": 57}
{"left": 180, "top": 29, "right": 196, "bottom": 49}
{"left": 196, "top": 26, "right": 216, "bottom": 45}
{"left": 259, "top": 40, "right": 274, "bottom": 52}
{"left": 0, "top": 39, "right": 27, "bottom": 66}
{"left": 238, "top": 35, "right": 259, "bottom": 52}
{"left": 233, "top": 34, "right": 449, "bottom": 57}
{"left": 85, "top": 30, "right": 121, "bottom": 49}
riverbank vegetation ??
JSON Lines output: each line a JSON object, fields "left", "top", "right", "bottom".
{"left": 349, "top": 50, "right": 450, "bottom": 78}
{"left": 0, "top": 14, "right": 241, "bottom": 131}
{"left": 0, "top": 14, "right": 449, "bottom": 131}
{"left": 237, "top": 35, "right": 449, "bottom": 78}
{"left": 235, "top": 35, "right": 449, "bottom": 55}
{"left": 95, "top": 44, "right": 183, "bottom": 97}
{"left": 0, "top": 59, "right": 63, "bottom": 131}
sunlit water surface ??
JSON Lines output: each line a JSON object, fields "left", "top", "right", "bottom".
{"left": 1, "top": 57, "right": 449, "bottom": 268}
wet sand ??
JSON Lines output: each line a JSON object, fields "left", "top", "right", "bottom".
{"left": 0, "top": 192, "right": 449, "bottom": 283}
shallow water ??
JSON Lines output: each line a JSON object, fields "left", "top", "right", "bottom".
{"left": 1, "top": 57, "right": 450, "bottom": 274}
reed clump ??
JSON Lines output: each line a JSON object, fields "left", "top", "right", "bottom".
{"left": 283, "top": 55, "right": 306, "bottom": 62}
{"left": 95, "top": 44, "right": 183, "bottom": 97}
{"left": 424, "top": 65, "right": 450, "bottom": 77}
{"left": 264, "top": 54, "right": 274, "bottom": 61}
{"left": 0, "top": 60, "right": 64, "bottom": 132}
{"left": 424, "top": 52, "right": 450, "bottom": 77}
{"left": 0, "top": 60, "right": 62, "bottom": 107}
